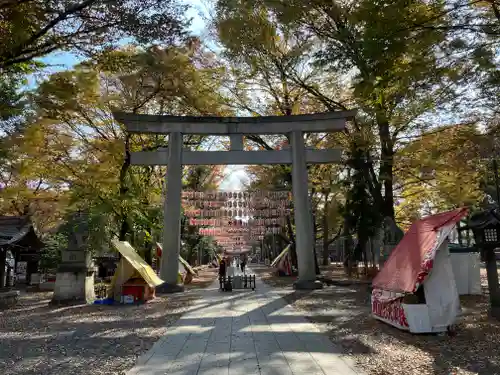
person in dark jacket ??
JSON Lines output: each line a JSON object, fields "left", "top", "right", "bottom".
{"left": 240, "top": 253, "right": 247, "bottom": 274}
{"left": 219, "top": 257, "right": 227, "bottom": 278}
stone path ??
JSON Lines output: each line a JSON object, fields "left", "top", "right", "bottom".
{"left": 126, "top": 269, "right": 363, "bottom": 375}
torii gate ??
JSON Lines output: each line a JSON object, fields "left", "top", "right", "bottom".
{"left": 113, "top": 111, "right": 355, "bottom": 291}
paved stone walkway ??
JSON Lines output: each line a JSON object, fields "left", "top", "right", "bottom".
{"left": 126, "top": 268, "right": 363, "bottom": 375}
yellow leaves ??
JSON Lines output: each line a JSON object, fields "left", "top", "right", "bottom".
{"left": 475, "top": 0, "right": 499, "bottom": 9}
{"left": 215, "top": 0, "right": 289, "bottom": 61}
{"left": 34, "top": 69, "right": 101, "bottom": 118}
{"left": 395, "top": 123, "right": 485, "bottom": 213}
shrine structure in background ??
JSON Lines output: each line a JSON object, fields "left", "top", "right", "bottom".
{"left": 114, "top": 111, "right": 355, "bottom": 291}
{"left": 183, "top": 189, "right": 291, "bottom": 253}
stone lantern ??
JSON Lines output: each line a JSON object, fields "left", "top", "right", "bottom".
{"left": 51, "top": 211, "right": 95, "bottom": 305}
{"left": 467, "top": 209, "right": 500, "bottom": 318}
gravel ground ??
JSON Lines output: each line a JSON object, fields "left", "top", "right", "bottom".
{"left": 0, "top": 268, "right": 218, "bottom": 375}
{"left": 253, "top": 264, "right": 500, "bottom": 375}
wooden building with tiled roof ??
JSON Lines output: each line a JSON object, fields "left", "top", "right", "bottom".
{"left": 0, "top": 216, "right": 44, "bottom": 288}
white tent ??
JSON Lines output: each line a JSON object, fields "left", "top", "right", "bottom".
{"left": 450, "top": 251, "right": 482, "bottom": 295}
{"left": 371, "top": 208, "right": 467, "bottom": 333}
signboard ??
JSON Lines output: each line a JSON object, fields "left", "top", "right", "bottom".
{"left": 16, "top": 261, "right": 27, "bottom": 282}
{"left": 61, "top": 249, "right": 87, "bottom": 264}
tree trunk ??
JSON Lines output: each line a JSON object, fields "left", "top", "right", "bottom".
{"left": 484, "top": 247, "right": 500, "bottom": 318}
{"left": 313, "top": 246, "right": 320, "bottom": 275}
{"left": 322, "top": 193, "right": 330, "bottom": 266}
{"left": 118, "top": 134, "right": 131, "bottom": 242}
{"left": 285, "top": 215, "right": 298, "bottom": 267}
{"left": 144, "top": 233, "right": 153, "bottom": 266}
{"left": 144, "top": 246, "right": 153, "bottom": 265}
{"left": 377, "top": 115, "right": 395, "bottom": 219}
{"left": 0, "top": 250, "right": 6, "bottom": 289}
{"left": 118, "top": 219, "right": 130, "bottom": 242}
{"left": 361, "top": 237, "right": 369, "bottom": 274}
{"left": 342, "top": 219, "right": 353, "bottom": 263}
{"left": 382, "top": 162, "right": 395, "bottom": 219}
{"left": 312, "top": 210, "right": 320, "bottom": 275}
{"left": 370, "top": 238, "right": 376, "bottom": 268}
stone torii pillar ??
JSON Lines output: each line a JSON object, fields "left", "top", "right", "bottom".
{"left": 289, "top": 131, "right": 321, "bottom": 289}
{"left": 158, "top": 132, "right": 184, "bottom": 292}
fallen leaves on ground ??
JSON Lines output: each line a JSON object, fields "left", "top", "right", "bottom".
{"left": 187, "top": 266, "right": 218, "bottom": 290}
{"left": 253, "top": 264, "right": 500, "bottom": 375}
{"left": 251, "top": 264, "right": 297, "bottom": 287}
{"left": 0, "top": 268, "right": 218, "bottom": 375}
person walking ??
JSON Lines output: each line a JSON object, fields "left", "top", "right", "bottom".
{"left": 240, "top": 253, "right": 247, "bottom": 274}
{"left": 219, "top": 257, "right": 227, "bottom": 279}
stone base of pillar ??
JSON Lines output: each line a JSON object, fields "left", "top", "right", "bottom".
{"left": 156, "top": 282, "right": 185, "bottom": 294}
{"left": 293, "top": 279, "right": 323, "bottom": 290}
{"left": 50, "top": 271, "right": 95, "bottom": 306}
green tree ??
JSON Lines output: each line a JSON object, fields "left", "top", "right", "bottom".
{"left": 0, "top": 0, "right": 187, "bottom": 69}
{"left": 342, "top": 133, "right": 382, "bottom": 267}
{"left": 0, "top": 117, "right": 70, "bottom": 232}
{"left": 0, "top": 65, "right": 32, "bottom": 130}
{"left": 213, "top": 4, "right": 350, "bottom": 269}
{"left": 7, "top": 41, "right": 231, "bottom": 255}
{"left": 216, "top": 0, "right": 467, "bottom": 221}
{"left": 38, "top": 233, "right": 66, "bottom": 273}
{"left": 395, "top": 124, "right": 486, "bottom": 224}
